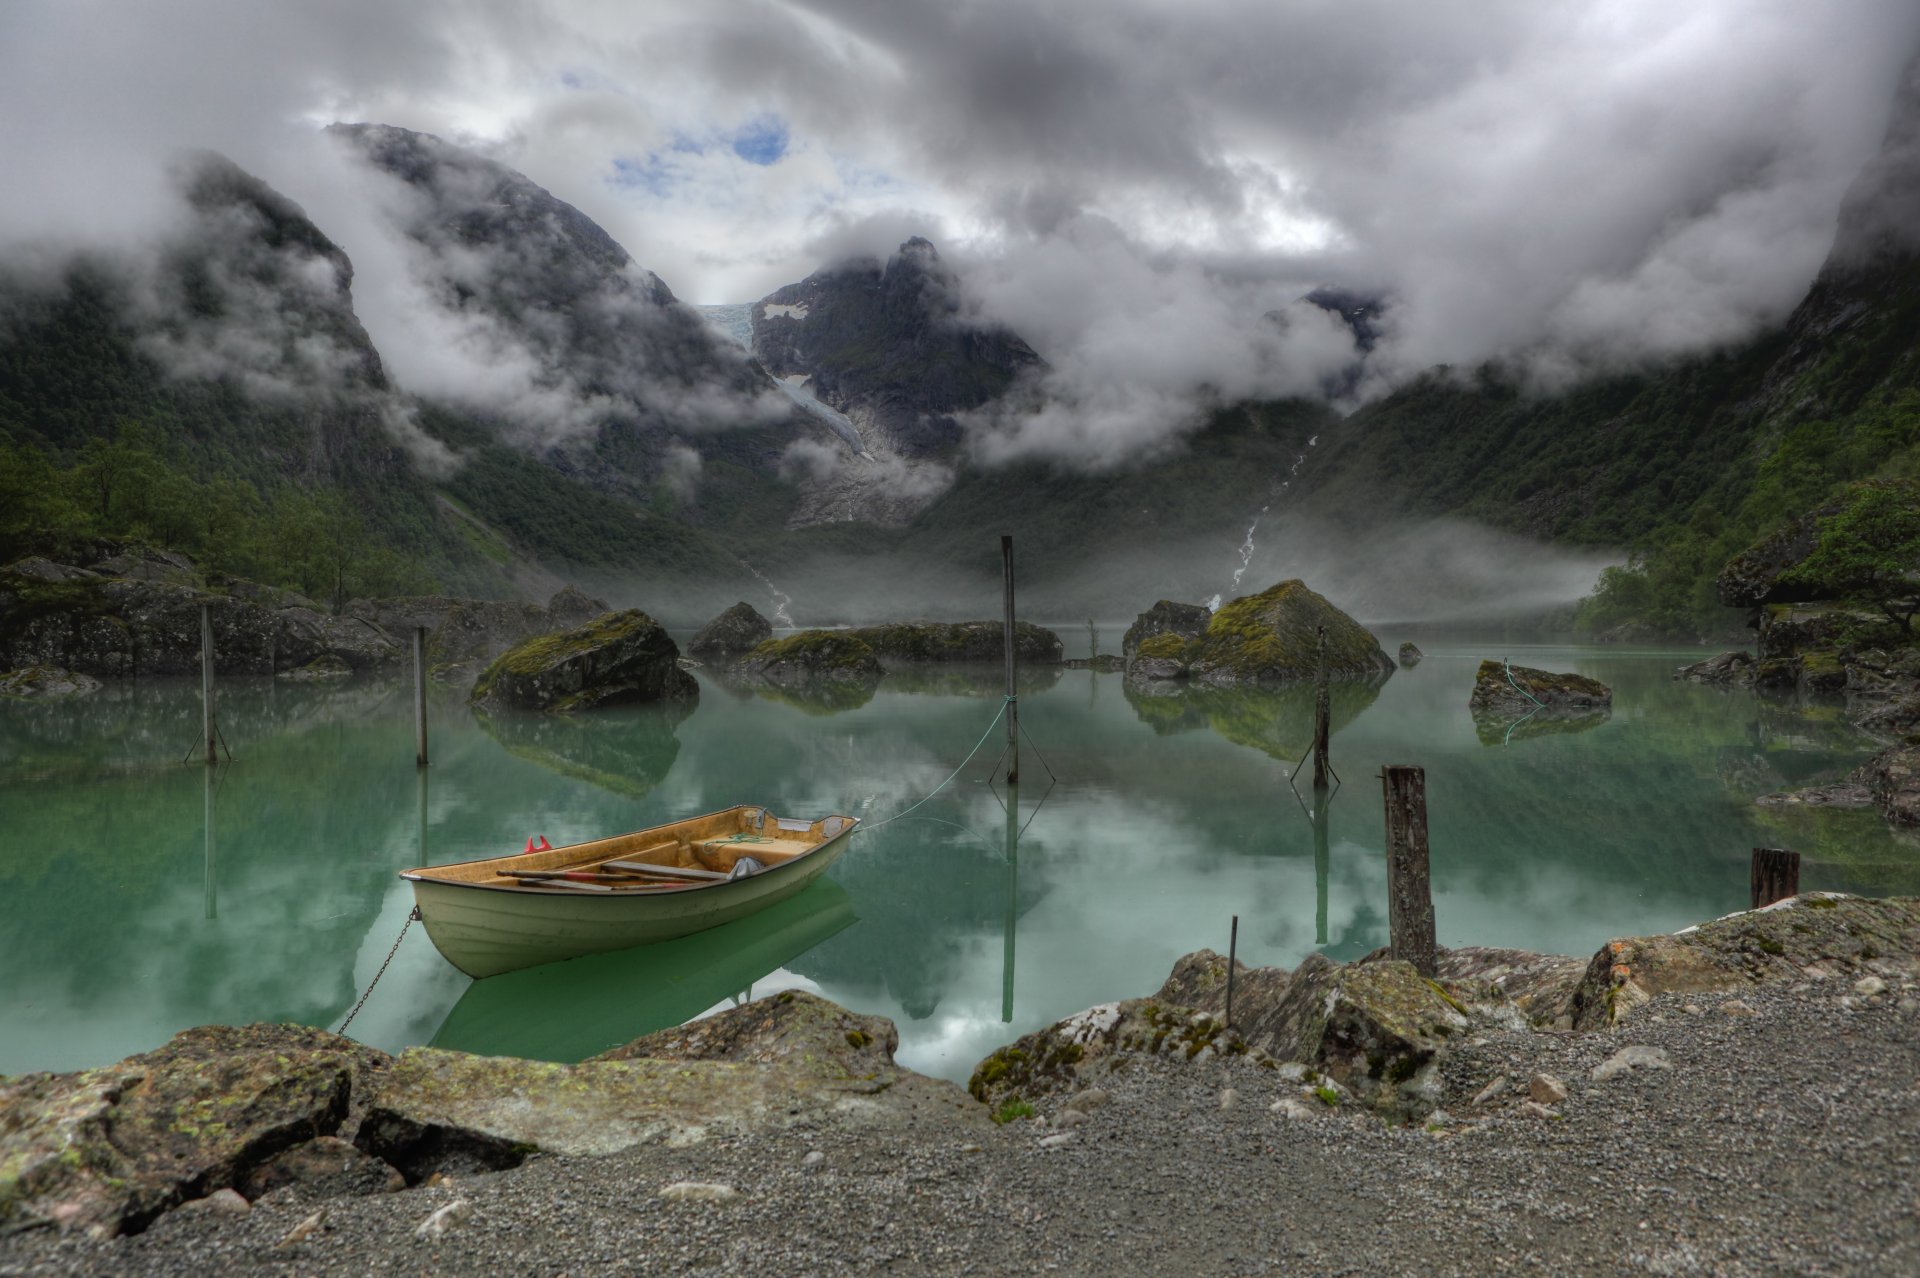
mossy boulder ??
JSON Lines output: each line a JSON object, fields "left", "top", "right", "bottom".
{"left": 1565, "top": 894, "right": 1920, "bottom": 1029}
{"left": 689, "top": 601, "right": 774, "bottom": 660}
{"left": 1121, "top": 600, "right": 1212, "bottom": 660}
{"left": 967, "top": 999, "right": 1265, "bottom": 1112}
{"left": 1164, "top": 581, "right": 1393, "bottom": 687}
{"left": 359, "top": 992, "right": 984, "bottom": 1179}
{"left": 1469, "top": 660, "right": 1611, "bottom": 716}
{"left": 1398, "top": 642, "right": 1423, "bottom": 668}
{"left": 0, "top": 665, "right": 101, "bottom": 699}
{"left": 738, "top": 630, "right": 884, "bottom": 684}
{"left": 0, "top": 1024, "right": 387, "bottom": 1237}
{"left": 470, "top": 609, "right": 696, "bottom": 714}
{"left": 847, "top": 620, "right": 1063, "bottom": 664}
{"left": 277, "top": 653, "right": 352, "bottom": 683}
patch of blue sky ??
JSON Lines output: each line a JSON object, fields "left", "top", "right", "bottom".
{"left": 730, "top": 115, "right": 789, "bottom": 166}
{"left": 610, "top": 135, "right": 707, "bottom": 197}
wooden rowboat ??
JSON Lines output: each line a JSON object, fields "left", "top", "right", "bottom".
{"left": 400, "top": 805, "right": 858, "bottom": 978}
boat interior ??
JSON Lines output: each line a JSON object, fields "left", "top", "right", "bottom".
{"left": 405, "top": 807, "right": 856, "bottom": 893}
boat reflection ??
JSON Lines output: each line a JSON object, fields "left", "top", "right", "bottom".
{"left": 428, "top": 878, "right": 856, "bottom": 1062}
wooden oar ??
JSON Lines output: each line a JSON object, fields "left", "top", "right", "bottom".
{"left": 601, "top": 860, "right": 729, "bottom": 881}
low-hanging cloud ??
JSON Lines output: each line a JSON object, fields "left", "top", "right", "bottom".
{"left": 2, "top": 0, "right": 1918, "bottom": 474}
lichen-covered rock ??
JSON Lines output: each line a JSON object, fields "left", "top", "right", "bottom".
{"left": 595, "top": 989, "right": 897, "bottom": 1078}
{"left": 1398, "top": 642, "right": 1423, "bottom": 668}
{"left": 1154, "top": 948, "right": 1294, "bottom": 1047}
{"left": 1469, "top": 660, "right": 1612, "bottom": 715}
{"left": 1673, "top": 651, "right": 1755, "bottom": 685}
{"left": 1127, "top": 582, "right": 1393, "bottom": 688}
{"left": 0, "top": 665, "right": 101, "bottom": 699}
{"left": 0, "top": 1024, "right": 386, "bottom": 1237}
{"left": 1431, "top": 947, "right": 1586, "bottom": 1029}
{"left": 1565, "top": 894, "right": 1920, "bottom": 1029}
{"left": 470, "top": 610, "right": 696, "bottom": 714}
{"left": 968, "top": 999, "right": 1263, "bottom": 1112}
{"left": 690, "top": 601, "right": 773, "bottom": 659}
{"left": 848, "top": 620, "right": 1063, "bottom": 664}
{"left": 1121, "top": 601, "right": 1212, "bottom": 659}
{"left": 1255, "top": 955, "right": 1469, "bottom": 1118}
{"left": 359, "top": 992, "right": 983, "bottom": 1179}
{"left": 1861, "top": 744, "right": 1920, "bottom": 827}
{"left": 737, "top": 630, "right": 884, "bottom": 684}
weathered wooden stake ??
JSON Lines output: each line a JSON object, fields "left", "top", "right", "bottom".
{"left": 1225, "top": 915, "right": 1239, "bottom": 1029}
{"left": 1751, "top": 847, "right": 1801, "bottom": 909}
{"left": 413, "top": 627, "right": 429, "bottom": 768}
{"left": 1312, "top": 625, "right": 1331, "bottom": 790}
{"left": 1381, "top": 764, "right": 1437, "bottom": 976}
{"left": 1001, "top": 534, "right": 1019, "bottom": 784}
{"left": 200, "top": 604, "right": 217, "bottom": 765}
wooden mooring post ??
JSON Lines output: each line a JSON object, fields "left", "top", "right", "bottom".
{"left": 1225, "top": 915, "right": 1239, "bottom": 1029}
{"left": 1312, "top": 625, "right": 1331, "bottom": 789}
{"left": 1751, "top": 847, "right": 1801, "bottom": 909}
{"left": 1001, "top": 534, "right": 1019, "bottom": 784}
{"left": 1002, "top": 768, "right": 1019, "bottom": 1023}
{"left": 413, "top": 626, "right": 429, "bottom": 768}
{"left": 1381, "top": 764, "right": 1437, "bottom": 976}
{"left": 200, "top": 604, "right": 218, "bottom": 765}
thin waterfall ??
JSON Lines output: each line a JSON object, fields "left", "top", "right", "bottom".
{"left": 1207, "top": 435, "right": 1317, "bottom": 610}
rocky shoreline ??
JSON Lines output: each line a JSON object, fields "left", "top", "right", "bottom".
{"left": 6, "top": 895, "right": 1920, "bottom": 1275}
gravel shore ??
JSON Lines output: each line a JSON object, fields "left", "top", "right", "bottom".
{"left": 6, "top": 981, "right": 1917, "bottom": 1277}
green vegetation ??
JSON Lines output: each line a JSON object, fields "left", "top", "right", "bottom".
{"left": 0, "top": 425, "right": 427, "bottom": 606}
{"left": 991, "top": 1097, "right": 1035, "bottom": 1124}
{"left": 1780, "top": 480, "right": 1920, "bottom": 633}
{"left": 747, "top": 630, "right": 878, "bottom": 671}
{"left": 1133, "top": 633, "right": 1190, "bottom": 661}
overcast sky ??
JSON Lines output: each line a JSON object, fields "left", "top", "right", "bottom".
{"left": 3, "top": 0, "right": 1917, "bottom": 463}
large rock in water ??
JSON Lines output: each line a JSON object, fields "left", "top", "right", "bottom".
{"left": 1469, "top": 660, "right": 1611, "bottom": 715}
{"left": 0, "top": 1025, "right": 387, "bottom": 1237}
{"left": 1125, "top": 581, "right": 1393, "bottom": 687}
{"left": 0, "top": 665, "right": 101, "bottom": 699}
{"left": 1121, "top": 601, "right": 1212, "bottom": 659}
{"left": 848, "top": 620, "right": 1062, "bottom": 663}
{"left": 689, "top": 601, "right": 773, "bottom": 659}
{"left": 470, "top": 609, "right": 696, "bottom": 713}
{"left": 736, "top": 630, "right": 884, "bottom": 684}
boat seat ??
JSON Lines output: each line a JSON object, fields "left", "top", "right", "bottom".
{"left": 691, "top": 837, "right": 813, "bottom": 871}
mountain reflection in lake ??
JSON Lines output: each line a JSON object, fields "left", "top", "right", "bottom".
{"left": 4, "top": 637, "right": 1918, "bottom": 1084}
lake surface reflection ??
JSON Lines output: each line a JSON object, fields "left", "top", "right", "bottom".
{"left": 4, "top": 635, "right": 1915, "bottom": 1084}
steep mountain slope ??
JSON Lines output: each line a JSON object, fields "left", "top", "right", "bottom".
{"left": 1293, "top": 55, "right": 1920, "bottom": 638}
{"left": 746, "top": 237, "right": 1043, "bottom": 527}
{"left": 326, "top": 123, "right": 820, "bottom": 519}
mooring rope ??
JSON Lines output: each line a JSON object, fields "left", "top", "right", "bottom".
{"left": 334, "top": 906, "right": 419, "bottom": 1036}
{"left": 1504, "top": 656, "right": 1548, "bottom": 708}
{"left": 855, "top": 697, "right": 1011, "bottom": 832}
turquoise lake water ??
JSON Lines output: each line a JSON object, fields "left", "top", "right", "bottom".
{"left": 3, "top": 635, "right": 1912, "bottom": 1084}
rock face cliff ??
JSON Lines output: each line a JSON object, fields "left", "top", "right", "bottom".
{"left": 326, "top": 123, "right": 797, "bottom": 503}
{"left": 748, "top": 237, "right": 1042, "bottom": 526}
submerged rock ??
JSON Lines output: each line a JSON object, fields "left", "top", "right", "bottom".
{"left": 1398, "top": 642, "right": 1423, "bottom": 668}
{"left": 0, "top": 665, "right": 101, "bottom": 699}
{"left": 848, "top": 620, "right": 1062, "bottom": 664}
{"left": 689, "top": 601, "right": 774, "bottom": 660}
{"left": 1469, "top": 660, "right": 1612, "bottom": 716}
{"left": 470, "top": 609, "right": 696, "bottom": 714}
{"left": 1125, "top": 581, "right": 1393, "bottom": 688}
{"left": 1674, "top": 650, "right": 1756, "bottom": 685}
{"left": 737, "top": 630, "right": 884, "bottom": 684}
